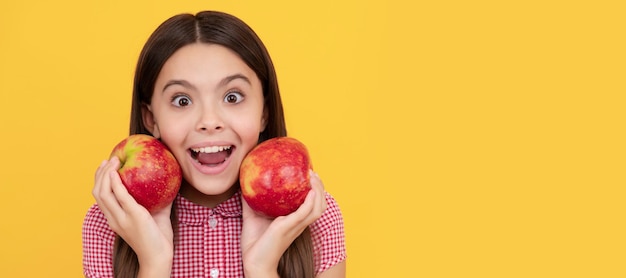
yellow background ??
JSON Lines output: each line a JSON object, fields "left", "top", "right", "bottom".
{"left": 0, "top": 0, "right": 624, "bottom": 277}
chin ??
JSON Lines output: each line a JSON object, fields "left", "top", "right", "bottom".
{"left": 185, "top": 171, "right": 239, "bottom": 196}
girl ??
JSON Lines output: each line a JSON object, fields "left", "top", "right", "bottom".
{"left": 83, "top": 11, "right": 346, "bottom": 278}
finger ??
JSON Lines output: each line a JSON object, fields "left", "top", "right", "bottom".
{"left": 96, "top": 159, "right": 127, "bottom": 223}
{"left": 309, "top": 169, "right": 324, "bottom": 189}
{"left": 97, "top": 157, "right": 120, "bottom": 199}
{"left": 94, "top": 159, "right": 108, "bottom": 183}
{"left": 96, "top": 157, "right": 118, "bottom": 195}
{"left": 285, "top": 170, "right": 325, "bottom": 222}
{"left": 93, "top": 160, "right": 117, "bottom": 226}
{"left": 92, "top": 160, "right": 109, "bottom": 197}
{"left": 279, "top": 187, "right": 317, "bottom": 228}
{"left": 309, "top": 171, "right": 327, "bottom": 217}
{"left": 109, "top": 169, "right": 142, "bottom": 212}
{"left": 93, "top": 158, "right": 116, "bottom": 209}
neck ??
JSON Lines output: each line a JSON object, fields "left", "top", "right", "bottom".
{"left": 179, "top": 180, "right": 239, "bottom": 208}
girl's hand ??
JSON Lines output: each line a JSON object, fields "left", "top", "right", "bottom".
{"left": 92, "top": 157, "right": 173, "bottom": 276}
{"left": 241, "top": 170, "right": 327, "bottom": 277}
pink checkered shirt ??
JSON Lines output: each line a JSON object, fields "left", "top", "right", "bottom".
{"left": 82, "top": 191, "right": 346, "bottom": 277}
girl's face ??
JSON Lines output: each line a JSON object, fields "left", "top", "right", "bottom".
{"left": 144, "top": 43, "right": 267, "bottom": 206}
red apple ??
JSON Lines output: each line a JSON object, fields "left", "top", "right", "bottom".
{"left": 240, "top": 137, "right": 313, "bottom": 218}
{"left": 110, "top": 134, "right": 182, "bottom": 212}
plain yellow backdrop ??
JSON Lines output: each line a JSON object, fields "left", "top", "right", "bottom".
{"left": 0, "top": 0, "right": 624, "bottom": 277}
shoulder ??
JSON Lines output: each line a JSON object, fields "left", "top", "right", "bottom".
{"left": 311, "top": 192, "right": 344, "bottom": 233}
{"left": 82, "top": 203, "right": 116, "bottom": 243}
{"left": 310, "top": 192, "right": 347, "bottom": 274}
{"left": 310, "top": 192, "right": 345, "bottom": 242}
{"left": 82, "top": 204, "right": 116, "bottom": 277}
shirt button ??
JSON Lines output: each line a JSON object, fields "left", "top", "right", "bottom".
{"left": 209, "top": 216, "right": 217, "bottom": 229}
{"left": 210, "top": 268, "right": 219, "bottom": 278}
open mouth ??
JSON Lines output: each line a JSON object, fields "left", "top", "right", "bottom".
{"left": 190, "top": 145, "right": 235, "bottom": 166}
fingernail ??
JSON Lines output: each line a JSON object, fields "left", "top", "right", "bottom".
{"left": 110, "top": 156, "right": 120, "bottom": 165}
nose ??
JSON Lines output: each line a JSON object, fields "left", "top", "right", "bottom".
{"left": 196, "top": 105, "right": 224, "bottom": 132}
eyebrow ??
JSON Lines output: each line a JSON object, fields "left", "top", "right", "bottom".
{"left": 218, "top": 73, "right": 251, "bottom": 88}
{"left": 162, "top": 74, "right": 251, "bottom": 93}
{"left": 162, "top": 80, "right": 196, "bottom": 93}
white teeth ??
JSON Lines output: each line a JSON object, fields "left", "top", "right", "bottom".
{"left": 192, "top": 145, "right": 232, "bottom": 153}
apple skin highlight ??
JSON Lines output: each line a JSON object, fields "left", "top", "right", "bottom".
{"left": 110, "top": 134, "right": 182, "bottom": 212}
{"left": 240, "top": 137, "right": 312, "bottom": 218}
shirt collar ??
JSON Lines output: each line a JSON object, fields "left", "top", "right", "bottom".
{"left": 176, "top": 191, "right": 242, "bottom": 226}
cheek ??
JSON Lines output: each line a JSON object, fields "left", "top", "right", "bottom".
{"left": 233, "top": 115, "right": 264, "bottom": 145}
{"left": 157, "top": 117, "right": 187, "bottom": 138}
{"left": 241, "top": 121, "right": 263, "bottom": 142}
{"left": 154, "top": 116, "right": 191, "bottom": 152}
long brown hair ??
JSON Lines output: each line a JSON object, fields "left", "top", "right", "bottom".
{"left": 113, "top": 11, "right": 314, "bottom": 277}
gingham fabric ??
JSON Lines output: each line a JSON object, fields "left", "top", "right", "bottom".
{"left": 83, "top": 191, "right": 346, "bottom": 277}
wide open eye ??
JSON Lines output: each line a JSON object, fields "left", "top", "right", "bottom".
{"left": 224, "top": 91, "right": 244, "bottom": 104}
{"left": 172, "top": 95, "right": 192, "bottom": 107}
